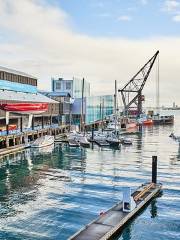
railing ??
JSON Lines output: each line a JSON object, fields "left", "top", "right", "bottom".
{"left": 0, "top": 124, "right": 60, "bottom": 136}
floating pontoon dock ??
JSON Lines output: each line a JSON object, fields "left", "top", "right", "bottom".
{"left": 69, "top": 156, "right": 162, "bottom": 240}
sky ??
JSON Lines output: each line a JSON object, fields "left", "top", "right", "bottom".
{"left": 0, "top": 0, "right": 180, "bottom": 106}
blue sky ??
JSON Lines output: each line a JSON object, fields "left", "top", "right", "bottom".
{"left": 51, "top": 0, "right": 180, "bottom": 38}
{"left": 0, "top": 0, "right": 180, "bottom": 105}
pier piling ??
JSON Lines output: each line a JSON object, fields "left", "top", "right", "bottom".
{"left": 152, "top": 156, "right": 157, "bottom": 184}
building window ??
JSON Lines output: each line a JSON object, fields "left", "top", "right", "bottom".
{"left": 66, "top": 82, "right": 71, "bottom": 90}
{"left": 56, "top": 81, "right": 61, "bottom": 90}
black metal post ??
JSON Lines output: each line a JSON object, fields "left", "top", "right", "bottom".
{"left": 42, "top": 116, "right": 44, "bottom": 129}
{"left": 20, "top": 117, "right": 23, "bottom": 132}
{"left": 32, "top": 116, "right": 34, "bottom": 130}
{"left": 91, "top": 125, "right": 94, "bottom": 141}
{"left": 152, "top": 156, "right": 157, "bottom": 184}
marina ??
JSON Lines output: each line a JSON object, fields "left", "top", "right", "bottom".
{"left": 0, "top": 112, "right": 179, "bottom": 240}
{"left": 0, "top": 52, "right": 178, "bottom": 240}
{"left": 0, "top": 1, "right": 180, "bottom": 239}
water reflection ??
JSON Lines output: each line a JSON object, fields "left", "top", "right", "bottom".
{"left": 121, "top": 224, "right": 132, "bottom": 240}
{"left": 150, "top": 199, "right": 158, "bottom": 218}
{"left": 177, "top": 143, "right": 180, "bottom": 160}
{"left": 0, "top": 116, "right": 179, "bottom": 240}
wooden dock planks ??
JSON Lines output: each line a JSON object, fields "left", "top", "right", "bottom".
{"left": 69, "top": 183, "right": 162, "bottom": 240}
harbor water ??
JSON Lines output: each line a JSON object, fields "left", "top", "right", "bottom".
{"left": 0, "top": 113, "right": 180, "bottom": 240}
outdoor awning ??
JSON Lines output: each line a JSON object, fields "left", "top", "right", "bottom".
{"left": 0, "top": 89, "right": 58, "bottom": 103}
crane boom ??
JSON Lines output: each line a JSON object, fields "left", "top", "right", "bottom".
{"left": 118, "top": 51, "right": 159, "bottom": 116}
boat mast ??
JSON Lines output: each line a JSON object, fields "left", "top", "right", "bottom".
{"left": 81, "top": 78, "right": 85, "bottom": 133}
{"left": 101, "top": 98, "right": 104, "bottom": 131}
{"left": 114, "top": 80, "right": 117, "bottom": 135}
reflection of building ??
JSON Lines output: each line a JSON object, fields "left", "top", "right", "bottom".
{"left": 0, "top": 66, "right": 59, "bottom": 134}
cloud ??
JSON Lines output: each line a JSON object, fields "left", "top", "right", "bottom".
{"left": 117, "top": 15, "right": 132, "bottom": 21}
{"left": 92, "top": 1, "right": 104, "bottom": 8}
{"left": 163, "top": 0, "right": 180, "bottom": 12}
{"left": 0, "top": 0, "right": 180, "bottom": 106}
{"left": 172, "top": 14, "right": 180, "bottom": 20}
{"left": 140, "top": 0, "right": 148, "bottom": 5}
{"left": 162, "top": 1, "right": 180, "bottom": 23}
{"left": 97, "top": 12, "right": 111, "bottom": 18}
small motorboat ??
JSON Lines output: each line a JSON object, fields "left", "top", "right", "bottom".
{"left": 68, "top": 139, "right": 80, "bottom": 147}
{"left": 67, "top": 131, "right": 90, "bottom": 147}
{"left": 137, "top": 114, "right": 153, "bottom": 126}
{"left": 31, "top": 135, "right": 54, "bottom": 148}
{"left": 106, "top": 132, "right": 120, "bottom": 147}
{"left": 142, "top": 119, "right": 153, "bottom": 126}
{"left": 67, "top": 132, "right": 80, "bottom": 147}
{"left": 79, "top": 136, "right": 90, "bottom": 148}
{"left": 106, "top": 122, "right": 120, "bottom": 131}
{"left": 121, "top": 137, "right": 133, "bottom": 145}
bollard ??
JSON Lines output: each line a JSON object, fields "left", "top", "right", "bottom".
{"left": 152, "top": 156, "right": 157, "bottom": 184}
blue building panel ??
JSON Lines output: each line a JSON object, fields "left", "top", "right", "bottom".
{"left": 0, "top": 80, "right": 37, "bottom": 94}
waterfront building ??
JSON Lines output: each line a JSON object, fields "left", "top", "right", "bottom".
{"left": 71, "top": 95, "right": 114, "bottom": 125}
{"left": 41, "top": 91, "right": 71, "bottom": 125}
{"left": 86, "top": 95, "right": 114, "bottom": 124}
{"left": 51, "top": 77, "right": 90, "bottom": 98}
{"left": 48, "top": 76, "right": 113, "bottom": 126}
{"left": 0, "top": 66, "right": 59, "bottom": 139}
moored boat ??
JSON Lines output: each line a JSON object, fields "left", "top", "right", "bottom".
{"left": 120, "top": 137, "right": 133, "bottom": 145}
{"left": 31, "top": 135, "right": 54, "bottom": 148}
{"left": 67, "top": 131, "right": 90, "bottom": 148}
{"left": 137, "top": 114, "right": 153, "bottom": 126}
{"left": 152, "top": 114, "right": 174, "bottom": 125}
{"left": 68, "top": 138, "right": 80, "bottom": 147}
{"left": 106, "top": 137, "right": 120, "bottom": 147}
{"left": 79, "top": 136, "right": 90, "bottom": 148}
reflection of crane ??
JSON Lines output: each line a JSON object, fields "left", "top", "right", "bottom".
{"left": 118, "top": 51, "right": 159, "bottom": 116}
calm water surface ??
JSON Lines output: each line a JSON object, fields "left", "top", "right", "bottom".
{"left": 0, "top": 113, "right": 180, "bottom": 240}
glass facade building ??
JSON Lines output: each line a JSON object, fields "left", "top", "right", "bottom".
{"left": 86, "top": 95, "right": 113, "bottom": 124}
{"left": 71, "top": 95, "right": 114, "bottom": 125}
{"left": 51, "top": 76, "right": 113, "bottom": 126}
{"left": 73, "top": 77, "right": 90, "bottom": 98}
